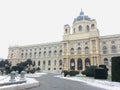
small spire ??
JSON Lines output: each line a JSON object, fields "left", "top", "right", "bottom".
{"left": 80, "top": 8, "right": 84, "bottom": 15}
{"left": 81, "top": 8, "right": 83, "bottom": 12}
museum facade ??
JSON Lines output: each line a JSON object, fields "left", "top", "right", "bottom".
{"left": 8, "top": 10, "right": 120, "bottom": 73}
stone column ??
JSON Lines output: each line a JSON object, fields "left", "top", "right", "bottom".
{"left": 82, "top": 57, "right": 85, "bottom": 70}
{"left": 63, "top": 58, "right": 67, "bottom": 70}
{"left": 67, "top": 58, "right": 70, "bottom": 71}
{"left": 75, "top": 58, "right": 77, "bottom": 71}
{"left": 98, "top": 56, "right": 101, "bottom": 66}
{"left": 94, "top": 56, "right": 96, "bottom": 65}
{"left": 91, "top": 56, "right": 94, "bottom": 65}
{"left": 95, "top": 56, "right": 98, "bottom": 66}
{"left": 96, "top": 56, "right": 100, "bottom": 66}
{"left": 93, "top": 56, "right": 95, "bottom": 65}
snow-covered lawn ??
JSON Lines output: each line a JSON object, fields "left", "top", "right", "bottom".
{"left": 0, "top": 72, "right": 47, "bottom": 83}
{"left": 0, "top": 77, "right": 38, "bottom": 90}
{"left": 0, "top": 72, "right": 47, "bottom": 90}
{"left": 55, "top": 75, "right": 120, "bottom": 90}
{"left": 0, "top": 75, "right": 9, "bottom": 81}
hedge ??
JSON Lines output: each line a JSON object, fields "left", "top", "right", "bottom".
{"left": 94, "top": 68, "right": 108, "bottom": 79}
{"left": 81, "top": 66, "right": 97, "bottom": 77}
{"left": 62, "top": 70, "right": 79, "bottom": 77}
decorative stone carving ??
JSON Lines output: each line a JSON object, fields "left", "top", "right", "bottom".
{"left": 20, "top": 71, "right": 26, "bottom": 81}
{"left": 10, "top": 71, "right": 16, "bottom": 82}
{"left": 16, "top": 71, "right": 19, "bottom": 77}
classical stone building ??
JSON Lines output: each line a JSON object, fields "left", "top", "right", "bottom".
{"left": 8, "top": 42, "right": 62, "bottom": 73}
{"left": 8, "top": 10, "right": 120, "bottom": 73}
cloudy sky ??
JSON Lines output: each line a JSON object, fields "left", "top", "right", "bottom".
{"left": 0, "top": 0, "right": 120, "bottom": 58}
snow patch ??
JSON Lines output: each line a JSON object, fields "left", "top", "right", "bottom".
{"left": 55, "top": 75, "right": 120, "bottom": 90}
{"left": 0, "top": 72, "right": 47, "bottom": 89}
{"left": 25, "top": 72, "right": 47, "bottom": 78}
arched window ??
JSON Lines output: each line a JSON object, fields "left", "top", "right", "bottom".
{"left": 77, "top": 58, "right": 82, "bottom": 70}
{"left": 44, "top": 51, "right": 46, "bottom": 57}
{"left": 104, "top": 58, "right": 108, "bottom": 66}
{"left": 85, "top": 47, "right": 89, "bottom": 54}
{"left": 48, "top": 68, "right": 50, "bottom": 70}
{"left": 54, "top": 68, "right": 56, "bottom": 70}
{"left": 59, "top": 50, "right": 62, "bottom": 56}
{"left": 111, "top": 45, "right": 117, "bottom": 53}
{"left": 49, "top": 51, "right": 51, "bottom": 56}
{"left": 70, "top": 59, "right": 75, "bottom": 70}
{"left": 25, "top": 53, "right": 28, "bottom": 58}
{"left": 78, "top": 25, "right": 82, "bottom": 31}
{"left": 78, "top": 47, "right": 81, "bottom": 54}
{"left": 70, "top": 48, "right": 74, "bottom": 54}
{"left": 43, "top": 61, "right": 45, "bottom": 70}
{"left": 73, "top": 28, "right": 75, "bottom": 33}
{"left": 39, "top": 52, "right": 41, "bottom": 57}
{"left": 43, "top": 61, "right": 45, "bottom": 65}
{"left": 48, "top": 60, "right": 51, "bottom": 66}
{"left": 103, "top": 41, "right": 106, "bottom": 44}
{"left": 34, "top": 52, "right": 37, "bottom": 58}
{"left": 59, "top": 60, "right": 62, "bottom": 66}
{"left": 86, "top": 25, "right": 89, "bottom": 31}
{"left": 10, "top": 61, "right": 12, "bottom": 66}
{"left": 54, "top": 50, "right": 57, "bottom": 56}
{"left": 91, "top": 24, "right": 95, "bottom": 29}
{"left": 65, "top": 29, "right": 67, "bottom": 33}
{"left": 38, "top": 61, "right": 40, "bottom": 66}
{"left": 29, "top": 52, "right": 32, "bottom": 58}
{"left": 85, "top": 58, "right": 90, "bottom": 68}
{"left": 21, "top": 53, "right": 23, "bottom": 59}
{"left": 59, "top": 68, "right": 62, "bottom": 70}
{"left": 54, "top": 60, "right": 57, "bottom": 66}
{"left": 103, "top": 46, "right": 107, "bottom": 54}
{"left": 111, "top": 40, "right": 115, "bottom": 44}
{"left": 33, "top": 61, "right": 36, "bottom": 66}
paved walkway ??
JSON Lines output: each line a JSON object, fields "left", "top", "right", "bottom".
{"left": 28, "top": 74, "right": 106, "bottom": 90}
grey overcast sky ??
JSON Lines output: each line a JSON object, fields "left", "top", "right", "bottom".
{"left": 0, "top": 0, "right": 120, "bottom": 58}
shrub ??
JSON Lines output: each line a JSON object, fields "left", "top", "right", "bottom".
{"left": 112, "top": 56, "right": 120, "bottom": 82}
{"left": 81, "top": 71, "right": 86, "bottom": 75}
{"left": 62, "top": 70, "right": 79, "bottom": 77}
{"left": 94, "top": 68, "right": 108, "bottom": 79}
{"left": 99, "top": 65, "right": 108, "bottom": 71}
{"left": 26, "top": 70, "right": 30, "bottom": 73}
{"left": 11, "top": 66, "right": 24, "bottom": 74}
{"left": 5, "top": 66, "right": 11, "bottom": 74}
{"left": 99, "top": 64, "right": 108, "bottom": 78}
{"left": 36, "top": 67, "right": 40, "bottom": 72}
{"left": 69, "top": 71, "right": 79, "bottom": 76}
{"left": 30, "top": 68, "right": 35, "bottom": 73}
{"left": 62, "top": 70, "right": 69, "bottom": 77}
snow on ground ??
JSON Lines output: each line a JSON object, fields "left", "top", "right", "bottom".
{"left": 0, "top": 72, "right": 47, "bottom": 89}
{"left": 0, "top": 77, "right": 38, "bottom": 89}
{"left": 25, "top": 72, "right": 47, "bottom": 78}
{"left": 55, "top": 75, "right": 120, "bottom": 90}
{"left": 0, "top": 75, "right": 8, "bottom": 81}
{"left": 0, "top": 72, "right": 47, "bottom": 83}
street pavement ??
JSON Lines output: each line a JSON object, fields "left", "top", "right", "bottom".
{"left": 28, "top": 74, "right": 106, "bottom": 90}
